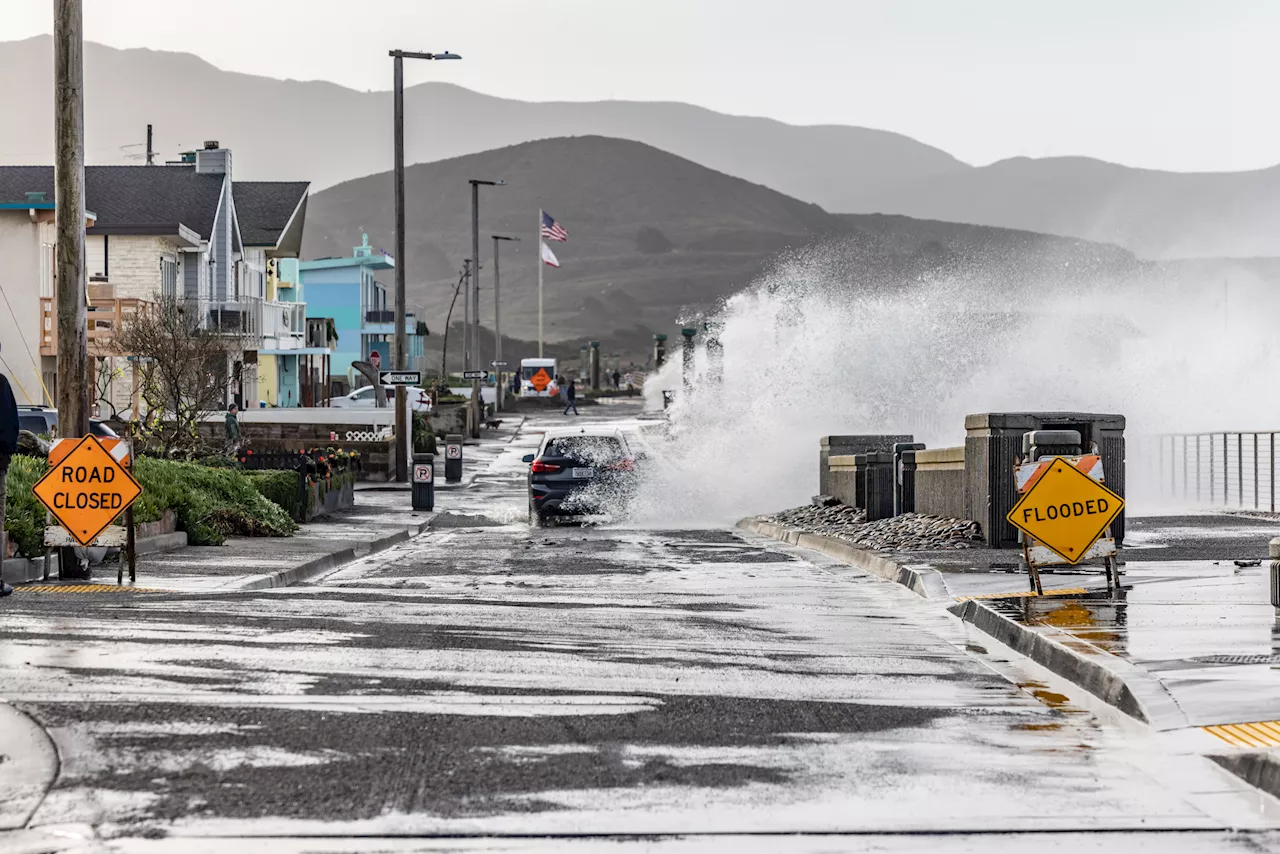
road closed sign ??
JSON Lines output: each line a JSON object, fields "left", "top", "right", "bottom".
{"left": 1006, "top": 459, "right": 1124, "bottom": 565}
{"left": 33, "top": 435, "right": 143, "bottom": 547}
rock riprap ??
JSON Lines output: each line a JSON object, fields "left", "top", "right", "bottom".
{"left": 763, "top": 502, "right": 983, "bottom": 551}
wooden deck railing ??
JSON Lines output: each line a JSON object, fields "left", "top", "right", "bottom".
{"left": 40, "top": 297, "right": 150, "bottom": 357}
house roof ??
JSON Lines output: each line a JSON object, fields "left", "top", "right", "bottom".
{"left": 233, "top": 181, "right": 310, "bottom": 249}
{"left": 0, "top": 164, "right": 224, "bottom": 238}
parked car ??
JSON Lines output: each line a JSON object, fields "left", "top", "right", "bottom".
{"left": 16, "top": 406, "right": 119, "bottom": 439}
{"left": 330, "top": 385, "right": 431, "bottom": 412}
{"left": 524, "top": 427, "right": 638, "bottom": 525}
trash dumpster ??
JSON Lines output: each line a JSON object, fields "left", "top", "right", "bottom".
{"left": 444, "top": 433, "right": 463, "bottom": 483}
{"left": 412, "top": 452, "right": 435, "bottom": 511}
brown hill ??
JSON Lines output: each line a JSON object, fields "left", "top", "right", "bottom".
{"left": 304, "top": 136, "right": 1149, "bottom": 360}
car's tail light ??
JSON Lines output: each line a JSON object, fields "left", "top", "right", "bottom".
{"left": 531, "top": 459, "right": 561, "bottom": 473}
{"left": 608, "top": 458, "right": 635, "bottom": 472}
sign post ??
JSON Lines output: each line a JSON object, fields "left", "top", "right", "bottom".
{"left": 33, "top": 435, "right": 144, "bottom": 582}
{"left": 1006, "top": 454, "right": 1125, "bottom": 595}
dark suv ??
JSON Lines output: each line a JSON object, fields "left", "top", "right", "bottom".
{"left": 17, "top": 406, "right": 119, "bottom": 439}
{"left": 525, "top": 428, "right": 637, "bottom": 525}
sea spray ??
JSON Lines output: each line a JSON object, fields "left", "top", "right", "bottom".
{"left": 630, "top": 240, "right": 1280, "bottom": 525}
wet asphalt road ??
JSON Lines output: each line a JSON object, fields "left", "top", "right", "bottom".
{"left": 2, "top": 406, "right": 1280, "bottom": 851}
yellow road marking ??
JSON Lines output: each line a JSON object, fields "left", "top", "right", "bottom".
{"left": 955, "top": 587, "right": 1089, "bottom": 602}
{"left": 14, "top": 584, "right": 164, "bottom": 594}
{"left": 1203, "top": 721, "right": 1280, "bottom": 748}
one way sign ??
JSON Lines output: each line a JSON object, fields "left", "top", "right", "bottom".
{"left": 379, "top": 370, "right": 421, "bottom": 386}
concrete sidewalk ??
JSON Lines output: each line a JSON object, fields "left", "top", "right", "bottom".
{"left": 9, "top": 420, "right": 528, "bottom": 594}
{"left": 741, "top": 511, "right": 1280, "bottom": 795}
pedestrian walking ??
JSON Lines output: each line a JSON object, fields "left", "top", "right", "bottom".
{"left": 0, "top": 344, "right": 18, "bottom": 597}
{"left": 563, "top": 379, "right": 579, "bottom": 416}
{"left": 225, "top": 403, "right": 241, "bottom": 453}
{"left": 612, "top": 370, "right": 621, "bottom": 390}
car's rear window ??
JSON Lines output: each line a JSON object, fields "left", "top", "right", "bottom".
{"left": 18, "top": 415, "right": 50, "bottom": 435}
{"left": 545, "top": 436, "right": 624, "bottom": 464}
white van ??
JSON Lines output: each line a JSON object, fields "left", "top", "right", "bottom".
{"left": 519, "top": 358, "right": 558, "bottom": 398}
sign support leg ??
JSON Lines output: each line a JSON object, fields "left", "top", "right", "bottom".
{"left": 125, "top": 505, "right": 136, "bottom": 584}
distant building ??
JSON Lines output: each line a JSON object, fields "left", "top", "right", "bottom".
{"left": 0, "top": 145, "right": 318, "bottom": 411}
{"left": 300, "top": 234, "right": 424, "bottom": 394}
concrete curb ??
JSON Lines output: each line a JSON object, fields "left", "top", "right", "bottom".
{"left": 0, "top": 704, "right": 58, "bottom": 831}
{"left": 224, "top": 517, "right": 432, "bottom": 591}
{"left": 1210, "top": 752, "right": 1280, "bottom": 802}
{"left": 738, "top": 515, "right": 1190, "bottom": 731}
{"left": 2, "top": 531, "right": 188, "bottom": 586}
{"left": 948, "top": 599, "right": 1189, "bottom": 729}
{"left": 736, "top": 518, "right": 949, "bottom": 599}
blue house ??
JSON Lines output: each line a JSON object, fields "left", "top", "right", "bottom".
{"left": 300, "top": 234, "right": 424, "bottom": 393}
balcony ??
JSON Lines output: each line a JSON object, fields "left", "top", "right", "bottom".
{"left": 203, "top": 297, "right": 263, "bottom": 342}
{"left": 262, "top": 300, "right": 307, "bottom": 349}
{"left": 40, "top": 297, "right": 150, "bottom": 357}
{"left": 361, "top": 309, "right": 419, "bottom": 336}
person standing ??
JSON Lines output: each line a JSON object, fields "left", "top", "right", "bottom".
{"left": 0, "top": 345, "right": 18, "bottom": 597}
{"left": 225, "top": 403, "right": 241, "bottom": 452}
{"left": 563, "top": 379, "right": 579, "bottom": 416}
{"left": 612, "top": 369, "right": 621, "bottom": 390}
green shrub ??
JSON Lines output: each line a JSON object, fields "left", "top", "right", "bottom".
{"left": 133, "top": 457, "right": 298, "bottom": 546}
{"left": 4, "top": 455, "right": 49, "bottom": 558}
{"left": 244, "top": 470, "right": 304, "bottom": 522}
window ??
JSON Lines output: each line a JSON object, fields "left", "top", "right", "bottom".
{"left": 161, "top": 256, "right": 179, "bottom": 299}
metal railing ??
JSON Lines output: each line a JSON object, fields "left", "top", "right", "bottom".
{"left": 1137, "top": 432, "right": 1280, "bottom": 511}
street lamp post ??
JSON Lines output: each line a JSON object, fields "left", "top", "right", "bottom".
{"left": 492, "top": 235, "right": 519, "bottom": 412}
{"left": 468, "top": 178, "right": 503, "bottom": 437}
{"left": 390, "top": 48, "right": 460, "bottom": 482}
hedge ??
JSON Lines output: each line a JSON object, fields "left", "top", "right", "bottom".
{"left": 3, "top": 456, "right": 49, "bottom": 559}
{"left": 3, "top": 454, "right": 299, "bottom": 558}
{"left": 244, "top": 470, "right": 305, "bottom": 522}
{"left": 132, "top": 457, "right": 298, "bottom": 546}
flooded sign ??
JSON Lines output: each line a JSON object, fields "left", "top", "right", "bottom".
{"left": 1006, "top": 459, "right": 1123, "bottom": 565}
{"left": 33, "top": 435, "right": 143, "bottom": 547}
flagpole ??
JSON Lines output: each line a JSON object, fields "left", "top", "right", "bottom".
{"left": 537, "top": 208, "right": 544, "bottom": 358}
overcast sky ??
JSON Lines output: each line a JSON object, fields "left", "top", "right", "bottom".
{"left": 2, "top": 0, "right": 1273, "bottom": 172}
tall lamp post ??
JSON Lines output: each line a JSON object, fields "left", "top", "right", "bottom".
{"left": 492, "top": 235, "right": 519, "bottom": 411}
{"left": 468, "top": 178, "right": 503, "bottom": 437}
{"left": 390, "top": 48, "right": 460, "bottom": 482}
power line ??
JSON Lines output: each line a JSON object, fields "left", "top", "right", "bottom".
{"left": 0, "top": 279, "right": 53, "bottom": 403}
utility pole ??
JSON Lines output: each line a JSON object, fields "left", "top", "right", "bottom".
{"left": 468, "top": 179, "right": 503, "bottom": 437}
{"left": 389, "top": 48, "right": 460, "bottom": 481}
{"left": 492, "top": 235, "right": 519, "bottom": 412}
{"left": 55, "top": 0, "right": 88, "bottom": 440}
{"left": 145, "top": 123, "right": 154, "bottom": 166}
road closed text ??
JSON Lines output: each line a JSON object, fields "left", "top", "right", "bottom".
{"left": 51, "top": 465, "right": 125, "bottom": 510}
{"left": 1021, "top": 498, "right": 1109, "bottom": 524}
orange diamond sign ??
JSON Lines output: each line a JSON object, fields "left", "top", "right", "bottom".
{"left": 529, "top": 368, "right": 551, "bottom": 392}
{"left": 32, "top": 435, "right": 143, "bottom": 547}
{"left": 1006, "top": 459, "right": 1124, "bottom": 565}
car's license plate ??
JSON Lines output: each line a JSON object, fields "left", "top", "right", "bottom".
{"left": 572, "top": 467, "right": 596, "bottom": 479}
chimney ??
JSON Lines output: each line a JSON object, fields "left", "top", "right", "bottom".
{"left": 195, "top": 143, "right": 232, "bottom": 178}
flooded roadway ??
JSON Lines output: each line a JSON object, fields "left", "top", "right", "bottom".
{"left": 1, "top": 407, "right": 1278, "bottom": 851}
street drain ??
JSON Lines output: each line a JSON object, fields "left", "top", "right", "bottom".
{"left": 1190, "top": 654, "right": 1280, "bottom": 666}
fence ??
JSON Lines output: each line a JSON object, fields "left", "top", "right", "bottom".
{"left": 1137, "top": 432, "right": 1280, "bottom": 511}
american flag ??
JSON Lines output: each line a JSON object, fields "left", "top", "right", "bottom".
{"left": 540, "top": 210, "right": 567, "bottom": 242}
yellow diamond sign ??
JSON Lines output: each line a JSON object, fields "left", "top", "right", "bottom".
{"left": 32, "top": 435, "right": 143, "bottom": 547}
{"left": 1006, "top": 460, "right": 1124, "bottom": 565}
